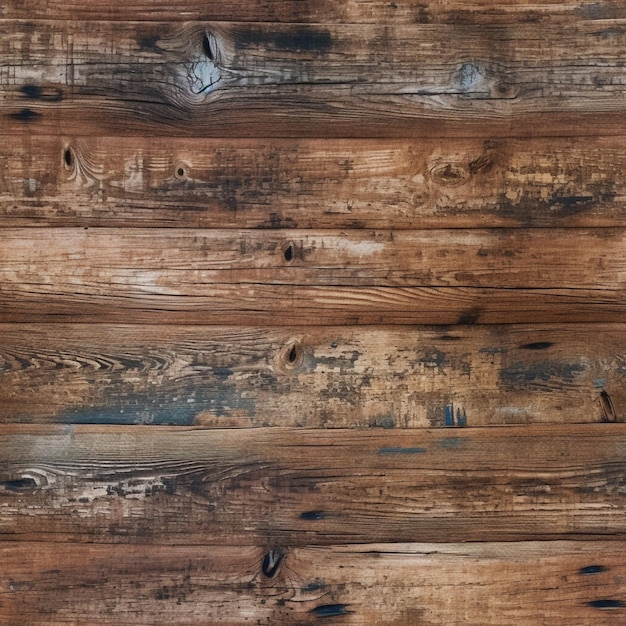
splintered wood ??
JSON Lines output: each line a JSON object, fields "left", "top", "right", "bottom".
{"left": 1, "top": 1, "right": 626, "bottom": 623}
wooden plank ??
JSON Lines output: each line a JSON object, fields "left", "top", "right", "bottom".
{"left": 3, "top": 20, "right": 626, "bottom": 137}
{"left": 0, "top": 323, "right": 624, "bottom": 427}
{"left": 3, "top": 135, "right": 626, "bottom": 229}
{"left": 1, "top": 228, "right": 626, "bottom": 324}
{"left": 1, "top": 541, "right": 625, "bottom": 625}
{"left": 3, "top": 0, "right": 626, "bottom": 23}
{"left": 2, "top": 227, "right": 625, "bottom": 288}
{"left": 2, "top": 284, "right": 625, "bottom": 325}
{"left": 3, "top": 424, "right": 626, "bottom": 544}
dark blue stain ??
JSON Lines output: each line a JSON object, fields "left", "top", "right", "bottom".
{"left": 58, "top": 384, "right": 257, "bottom": 425}
{"left": 311, "top": 604, "right": 351, "bottom": 618}
{"left": 444, "top": 404, "right": 455, "bottom": 427}
{"left": 501, "top": 360, "right": 586, "bottom": 388}
{"left": 20, "top": 85, "right": 42, "bottom": 98}
{"left": 379, "top": 447, "right": 427, "bottom": 455}
{"left": 300, "top": 511, "right": 325, "bottom": 521}
{"left": 588, "top": 599, "right": 624, "bottom": 609}
{"left": 302, "top": 580, "right": 326, "bottom": 592}
{"left": 212, "top": 367, "right": 233, "bottom": 378}
{"left": 10, "top": 108, "right": 41, "bottom": 121}
{"left": 1, "top": 478, "right": 37, "bottom": 491}
{"left": 438, "top": 437, "right": 464, "bottom": 449}
{"left": 457, "top": 408, "right": 467, "bottom": 427}
{"left": 580, "top": 565, "right": 607, "bottom": 575}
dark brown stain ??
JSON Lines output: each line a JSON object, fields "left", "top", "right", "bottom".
{"left": 10, "top": 108, "right": 41, "bottom": 122}
{"left": 458, "top": 307, "right": 482, "bottom": 325}
{"left": 599, "top": 390, "right": 618, "bottom": 422}
{"left": 519, "top": 342, "right": 554, "bottom": 350}
{"left": 237, "top": 27, "right": 332, "bottom": 52}
{"left": 20, "top": 85, "right": 63, "bottom": 102}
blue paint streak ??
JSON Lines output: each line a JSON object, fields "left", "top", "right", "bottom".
{"left": 312, "top": 604, "right": 350, "bottom": 618}
{"left": 444, "top": 404, "right": 454, "bottom": 426}
{"left": 379, "top": 447, "right": 427, "bottom": 455}
{"left": 580, "top": 565, "right": 607, "bottom": 575}
{"left": 438, "top": 437, "right": 464, "bottom": 449}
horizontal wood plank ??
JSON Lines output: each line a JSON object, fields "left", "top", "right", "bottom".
{"left": 0, "top": 324, "right": 624, "bottom": 427}
{"left": 3, "top": 424, "right": 626, "bottom": 544}
{"left": 2, "top": 227, "right": 625, "bottom": 288}
{"left": 1, "top": 228, "right": 626, "bottom": 324}
{"left": 4, "top": 0, "right": 626, "bottom": 23}
{"left": 1, "top": 541, "right": 625, "bottom": 624}
{"left": 3, "top": 136, "right": 626, "bottom": 228}
{"left": 3, "top": 20, "right": 626, "bottom": 137}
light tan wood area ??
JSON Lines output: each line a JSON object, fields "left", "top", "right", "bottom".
{"left": 1, "top": 2, "right": 625, "bottom": 624}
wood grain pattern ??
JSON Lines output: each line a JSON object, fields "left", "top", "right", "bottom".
{"left": 3, "top": 20, "right": 626, "bottom": 137}
{"left": 1, "top": 541, "right": 625, "bottom": 625}
{"left": 1, "top": 228, "right": 626, "bottom": 324}
{"left": 3, "top": 424, "right": 626, "bottom": 545}
{"left": 3, "top": 0, "right": 626, "bottom": 23}
{"left": 3, "top": 135, "right": 626, "bottom": 228}
{"left": 0, "top": 324, "right": 624, "bottom": 427}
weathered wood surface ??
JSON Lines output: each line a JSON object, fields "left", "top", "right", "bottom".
{"left": 1, "top": 228, "right": 626, "bottom": 324}
{"left": 3, "top": 20, "right": 626, "bottom": 137}
{"left": 1, "top": 541, "right": 625, "bottom": 625}
{"left": 4, "top": 0, "right": 626, "bottom": 23}
{"left": 0, "top": 324, "right": 624, "bottom": 427}
{"left": 3, "top": 136, "right": 626, "bottom": 229}
{"left": 2, "top": 227, "right": 625, "bottom": 287}
{"left": 2, "top": 424, "right": 626, "bottom": 544}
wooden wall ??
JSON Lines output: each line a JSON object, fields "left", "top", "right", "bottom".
{"left": 2, "top": 1, "right": 626, "bottom": 623}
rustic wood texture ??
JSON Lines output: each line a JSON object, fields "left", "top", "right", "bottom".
{"left": 2, "top": 424, "right": 626, "bottom": 545}
{"left": 5, "top": 0, "right": 626, "bottom": 23}
{"left": 2, "top": 2, "right": 625, "bottom": 624}
{"left": 3, "top": 19, "right": 626, "bottom": 137}
{"left": 2, "top": 541, "right": 625, "bottom": 625}
{"left": 1, "top": 228, "right": 626, "bottom": 324}
{"left": 0, "top": 324, "right": 624, "bottom": 427}
{"left": 3, "top": 136, "right": 626, "bottom": 229}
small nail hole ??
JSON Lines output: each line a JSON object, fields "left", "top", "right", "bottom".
{"left": 63, "top": 147, "right": 74, "bottom": 168}
{"left": 202, "top": 33, "right": 214, "bottom": 61}
{"left": 175, "top": 164, "right": 187, "bottom": 179}
{"left": 283, "top": 243, "right": 294, "bottom": 262}
{"left": 177, "top": 167, "right": 185, "bottom": 177}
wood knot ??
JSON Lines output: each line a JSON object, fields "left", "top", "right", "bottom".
{"left": 185, "top": 31, "right": 222, "bottom": 96}
{"left": 63, "top": 146, "right": 75, "bottom": 170}
{"left": 282, "top": 241, "right": 296, "bottom": 263}
{"left": 261, "top": 549, "right": 285, "bottom": 578}
{"left": 174, "top": 163, "right": 189, "bottom": 179}
{"left": 430, "top": 162, "right": 470, "bottom": 187}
